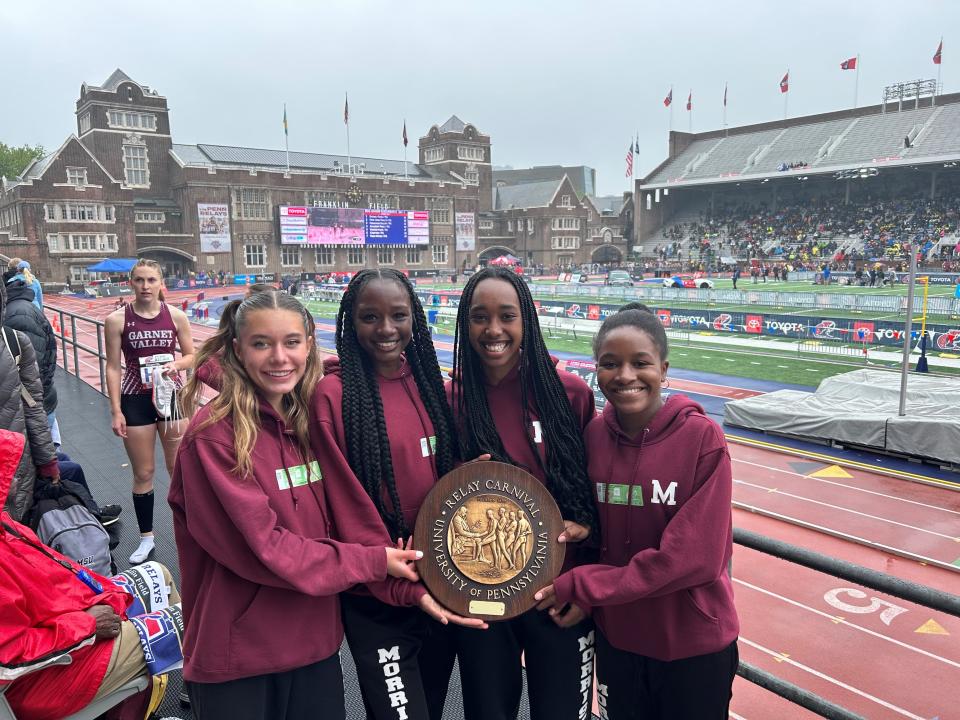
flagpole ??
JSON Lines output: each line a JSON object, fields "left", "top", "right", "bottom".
{"left": 669, "top": 85, "right": 674, "bottom": 131}
{"left": 283, "top": 103, "right": 290, "bottom": 174}
{"left": 723, "top": 82, "right": 727, "bottom": 129}
{"left": 854, "top": 55, "right": 860, "bottom": 109}
{"left": 783, "top": 70, "right": 789, "bottom": 120}
{"left": 345, "top": 92, "right": 352, "bottom": 175}
{"left": 688, "top": 89, "right": 692, "bottom": 133}
{"left": 937, "top": 37, "right": 943, "bottom": 99}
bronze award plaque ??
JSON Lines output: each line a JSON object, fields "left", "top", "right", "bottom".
{"left": 413, "top": 461, "right": 565, "bottom": 620}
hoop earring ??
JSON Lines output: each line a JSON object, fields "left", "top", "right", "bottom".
{"left": 662, "top": 378, "right": 670, "bottom": 388}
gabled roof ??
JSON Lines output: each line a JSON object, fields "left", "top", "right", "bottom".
{"left": 82, "top": 68, "right": 161, "bottom": 97}
{"left": 439, "top": 115, "right": 467, "bottom": 133}
{"left": 3, "top": 135, "right": 122, "bottom": 191}
{"left": 170, "top": 143, "right": 430, "bottom": 178}
{"left": 493, "top": 179, "right": 563, "bottom": 210}
{"left": 99, "top": 69, "right": 134, "bottom": 91}
{"left": 586, "top": 195, "right": 627, "bottom": 215}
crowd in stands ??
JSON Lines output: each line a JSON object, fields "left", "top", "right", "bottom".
{"left": 654, "top": 184, "right": 960, "bottom": 268}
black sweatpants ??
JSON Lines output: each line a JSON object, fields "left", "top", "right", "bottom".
{"left": 341, "top": 592, "right": 456, "bottom": 720}
{"left": 454, "top": 608, "right": 595, "bottom": 720}
{"left": 595, "top": 631, "right": 738, "bottom": 720}
{"left": 187, "top": 652, "right": 344, "bottom": 720}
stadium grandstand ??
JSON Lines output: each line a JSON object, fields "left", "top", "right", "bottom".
{"left": 635, "top": 90, "right": 960, "bottom": 271}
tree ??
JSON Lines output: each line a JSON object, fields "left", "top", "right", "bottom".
{"left": 0, "top": 143, "right": 45, "bottom": 181}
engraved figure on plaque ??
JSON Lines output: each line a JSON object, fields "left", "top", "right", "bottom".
{"left": 450, "top": 495, "right": 534, "bottom": 585}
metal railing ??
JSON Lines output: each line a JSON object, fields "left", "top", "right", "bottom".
{"left": 46, "top": 306, "right": 109, "bottom": 395}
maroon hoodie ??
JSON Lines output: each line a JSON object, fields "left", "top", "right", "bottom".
{"left": 445, "top": 358, "right": 596, "bottom": 572}
{"left": 169, "top": 396, "right": 398, "bottom": 683}
{"left": 314, "top": 356, "right": 441, "bottom": 536}
{"left": 553, "top": 394, "right": 739, "bottom": 661}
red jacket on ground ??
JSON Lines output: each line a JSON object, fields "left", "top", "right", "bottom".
{"left": 553, "top": 394, "right": 740, "bottom": 661}
{"left": 0, "top": 430, "right": 132, "bottom": 720}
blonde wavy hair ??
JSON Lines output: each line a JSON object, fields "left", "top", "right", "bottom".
{"left": 129, "top": 258, "right": 166, "bottom": 301}
{"left": 183, "top": 291, "right": 321, "bottom": 478}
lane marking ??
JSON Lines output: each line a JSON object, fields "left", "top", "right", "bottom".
{"left": 735, "top": 480, "right": 959, "bottom": 541}
{"left": 727, "top": 435, "right": 960, "bottom": 491}
{"left": 809, "top": 465, "right": 853, "bottom": 479}
{"left": 739, "top": 636, "right": 929, "bottom": 719}
{"left": 736, "top": 579, "right": 960, "bottom": 669}
{"left": 915, "top": 619, "right": 949, "bottom": 635}
{"left": 732, "top": 502, "right": 958, "bottom": 572}
{"left": 733, "top": 458, "right": 960, "bottom": 516}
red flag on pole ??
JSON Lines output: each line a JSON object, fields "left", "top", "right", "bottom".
{"left": 663, "top": 89, "right": 672, "bottom": 107}
{"left": 840, "top": 57, "right": 857, "bottom": 70}
{"left": 625, "top": 142, "right": 634, "bottom": 178}
{"left": 780, "top": 72, "right": 789, "bottom": 93}
{"left": 686, "top": 91, "right": 692, "bottom": 111}
{"left": 934, "top": 40, "right": 943, "bottom": 65}
{"left": 344, "top": 93, "right": 349, "bottom": 124}
{"left": 402, "top": 120, "right": 408, "bottom": 147}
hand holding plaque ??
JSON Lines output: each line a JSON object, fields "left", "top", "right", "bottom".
{"left": 413, "top": 461, "right": 566, "bottom": 621}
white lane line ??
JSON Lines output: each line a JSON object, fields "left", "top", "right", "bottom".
{"left": 731, "top": 502, "right": 954, "bottom": 571}
{"left": 732, "top": 458, "right": 960, "bottom": 516}
{"left": 734, "top": 578, "right": 960, "bottom": 670}
{"left": 735, "top": 479, "right": 958, "bottom": 541}
{"left": 738, "top": 637, "right": 927, "bottom": 719}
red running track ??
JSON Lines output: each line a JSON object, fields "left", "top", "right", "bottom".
{"left": 47, "top": 293, "right": 960, "bottom": 719}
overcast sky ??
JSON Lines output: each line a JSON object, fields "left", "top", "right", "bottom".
{"left": 3, "top": 0, "right": 955, "bottom": 195}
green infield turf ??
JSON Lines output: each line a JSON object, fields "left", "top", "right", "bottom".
{"left": 302, "top": 298, "right": 959, "bottom": 387}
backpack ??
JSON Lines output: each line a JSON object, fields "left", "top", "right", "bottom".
{"left": 28, "top": 480, "right": 113, "bottom": 576}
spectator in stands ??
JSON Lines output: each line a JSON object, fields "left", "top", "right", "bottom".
{"left": 6, "top": 259, "right": 43, "bottom": 311}
{"left": 104, "top": 259, "right": 195, "bottom": 565}
{"left": 0, "top": 429, "right": 182, "bottom": 720}
{"left": 0, "top": 281, "right": 59, "bottom": 521}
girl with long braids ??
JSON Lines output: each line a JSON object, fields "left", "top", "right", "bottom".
{"left": 448, "top": 266, "right": 599, "bottom": 720}
{"left": 169, "top": 291, "right": 425, "bottom": 720}
{"left": 311, "top": 268, "right": 486, "bottom": 720}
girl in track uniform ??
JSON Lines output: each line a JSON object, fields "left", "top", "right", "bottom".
{"left": 104, "top": 259, "right": 194, "bottom": 564}
{"left": 169, "top": 290, "right": 425, "bottom": 720}
{"left": 312, "top": 269, "right": 485, "bottom": 720}
{"left": 447, "top": 267, "right": 599, "bottom": 720}
{"left": 535, "top": 304, "right": 739, "bottom": 719}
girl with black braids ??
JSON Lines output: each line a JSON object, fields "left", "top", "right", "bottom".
{"left": 447, "top": 267, "right": 599, "bottom": 720}
{"left": 311, "top": 269, "right": 486, "bottom": 720}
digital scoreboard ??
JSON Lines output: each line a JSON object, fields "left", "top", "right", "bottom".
{"left": 279, "top": 206, "right": 430, "bottom": 245}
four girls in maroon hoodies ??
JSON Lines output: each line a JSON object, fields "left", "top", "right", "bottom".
{"left": 537, "top": 304, "right": 740, "bottom": 719}
{"left": 311, "top": 269, "right": 486, "bottom": 720}
{"left": 169, "top": 291, "right": 425, "bottom": 719}
{"left": 447, "top": 267, "right": 599, "bottom": 720}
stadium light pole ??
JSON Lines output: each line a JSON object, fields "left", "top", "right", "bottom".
{"left": 898, "top": 246, "right": 918, "bottom": 416}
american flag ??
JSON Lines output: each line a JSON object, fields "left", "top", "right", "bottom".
{"left": 625, "top": 141, "right": 634, "bottom": 178}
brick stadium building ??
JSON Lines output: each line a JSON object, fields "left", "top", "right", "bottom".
{"left": 0, "top": 70, "right": 492, "bottom": 286}
{"left": 0, "top": 70, "right": 635, "bottom": 287}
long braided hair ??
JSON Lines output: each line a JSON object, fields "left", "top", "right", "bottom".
{"left": 336, "top": 269, "right": 459, "bottom": 539}
{"left": 452, "top": 268, "right": 598, "bottom": 530}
